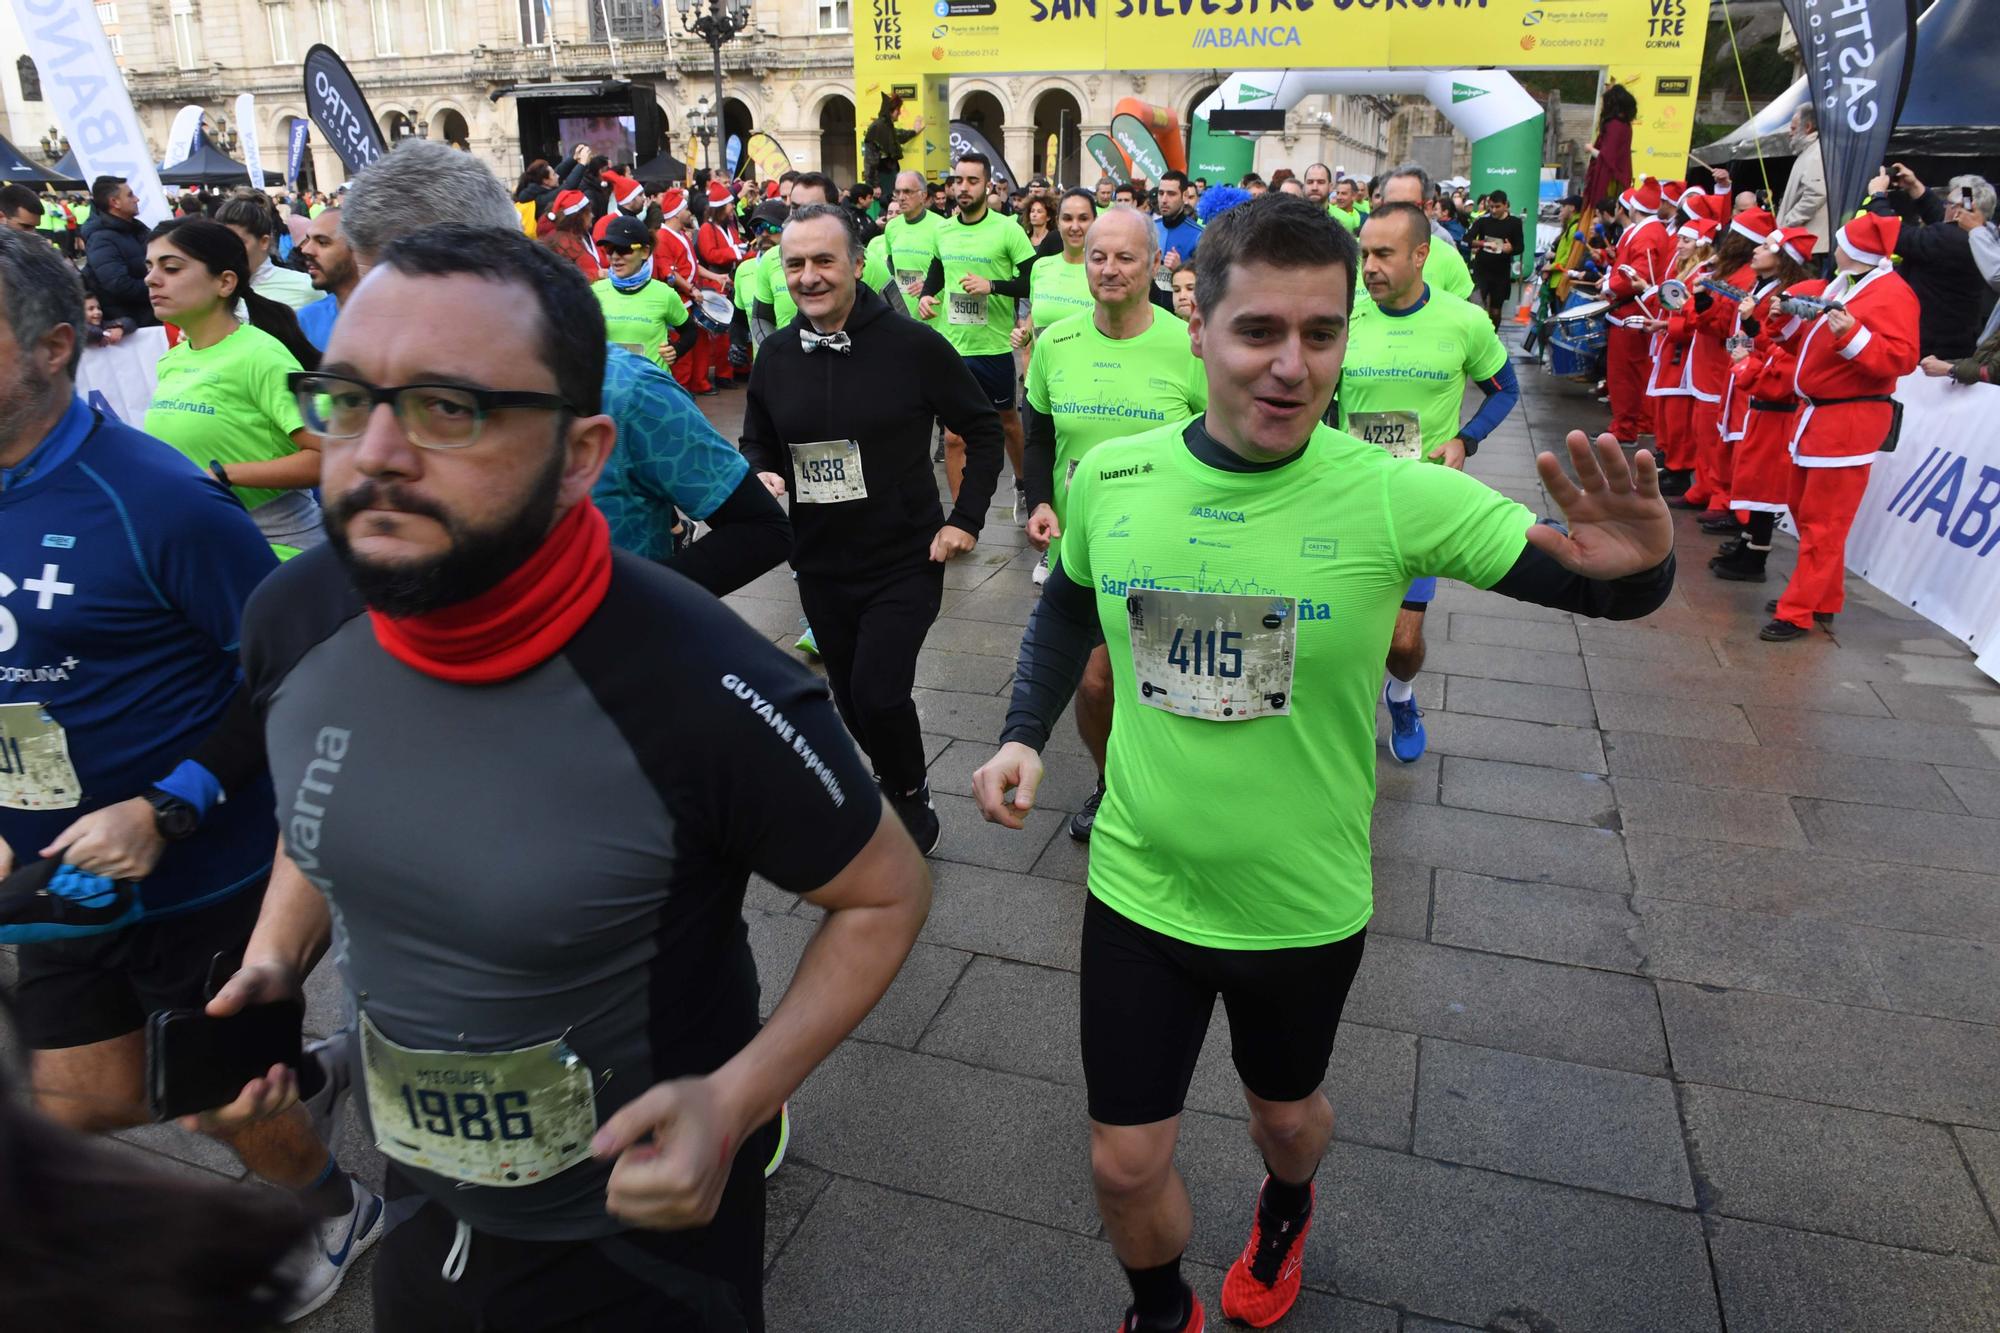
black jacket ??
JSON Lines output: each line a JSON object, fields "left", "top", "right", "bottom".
{"left": 82, "top": 211, "right": 157, "bottom": 327}
{"left": 741, "top": 285, "right": 1003, "bottom": 578}
{"left": 1871, "top": 188, "right": 1984, "bottom": 359}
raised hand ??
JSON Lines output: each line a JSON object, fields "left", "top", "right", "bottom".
{"left": 1526, "top": 431, "right": 1673, "bottom": 580}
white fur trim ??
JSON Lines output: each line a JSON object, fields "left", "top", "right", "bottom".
{"left": 1836, "top": 325, "right": 1873, "bottom": 359}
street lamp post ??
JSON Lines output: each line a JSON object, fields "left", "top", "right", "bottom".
{"left": 676, "top": 0, "right": 752, "bottom": 171}
{"left": 690, "top": 96, "right": 716, "bottom": 173}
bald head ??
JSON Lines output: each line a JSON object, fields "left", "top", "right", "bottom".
{"left": 1085, "top": 204, "right": 1157, "bottom": 260}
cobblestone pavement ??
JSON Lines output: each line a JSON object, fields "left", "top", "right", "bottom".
{"left": 44, "top": 343, "right": 2000, "bottom": 1332}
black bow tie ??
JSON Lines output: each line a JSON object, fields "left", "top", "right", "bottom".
{"left": 801, "top": 329, "right": 851, "bottom": 355}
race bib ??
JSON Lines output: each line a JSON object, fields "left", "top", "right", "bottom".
{"left": 896, "top": 269, "right": 924, "bottom": 297}
{"left": 614, "top": 342, "right": 647, "bottom": 356}
{"left": 0, "top": 703, "right": 81, "bottom": 811}
{"left": 360, "top": 1013, "right": 598, "bottom": 1188}
{"left": 1349, "top": 411, "right": 1423, "bottom": 460}
{"left": 947, "top": 292, "right": 987, "bottom": 326}
{"left": 789, "top": 439, "right": 868, "bottom": 504}
{"left": 1126, "top": 590, "right": 1297, "bottom": 722}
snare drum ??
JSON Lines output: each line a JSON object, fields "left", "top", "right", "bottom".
{"left": 1546, "top": 293, "right": 1608, "bottom": 376}
{"left": 690, "top": 290, "right": 734, "bottom": 335}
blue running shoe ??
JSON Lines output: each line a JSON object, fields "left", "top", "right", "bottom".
{"left": 1384, "top": 681, "right": 1426, "bottom": 763}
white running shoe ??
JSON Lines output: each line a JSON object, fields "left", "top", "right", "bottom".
{"left": 1031, "top": 561, "right": 1050, "bottom": 586}
{"left": 282, "top": 1175, "right": 385, "bottom": 1323}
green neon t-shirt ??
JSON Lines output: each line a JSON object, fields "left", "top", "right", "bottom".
{"left": 1340, "top": 288, "right": 1507, "bottom": 462}
{"left": 1028, "top": 253, "right": 1092, "bottom": 332}
{"left": 1026, "top": 309, "right": 1205, "bottom": 567}
{"left": 1422, "top": 235, "right": 1474, "bottom": 301}
{"left": 932, "top": 209, "right": 1037, "bottom": 356}
{"left": 143, "top": 323, "right": 306, "bottom": 513}
{"left": 1058, "top": 421, "right": 1532, "bottom": 948}
{"left": 1329, "top": 202, "right": 1367, "bottom": 232}
{"left": 734, "top": 252, "right": 763, "bottom": 314}
{"left": 883, "top": 210, "right": 944, "bottom": 323}
{"left": 592, "top": 277, "right": 688, "bottom": 371}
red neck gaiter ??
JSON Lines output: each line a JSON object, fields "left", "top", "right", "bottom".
{"left": 369, "top": 500, "right": 613, "bottom": 685}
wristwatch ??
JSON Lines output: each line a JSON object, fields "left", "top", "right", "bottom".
{"left": 142, "top": 787, "right": 201, "bottom": 841}
{"left": 208, "top": 459, "right": 232, "bottom": 488}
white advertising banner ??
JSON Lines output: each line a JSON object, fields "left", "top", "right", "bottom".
{"left": 1841, "top": 373, "right": 2000, "bottom": 680}
{"left": 10, "top": 0, "right": 172, "bottom": 224}
{"left": 75, "top": 327, "right": 168, "bottom": 428}
{"left": 235, "top": 91, "right": 264, "bottom": 188}
{"left": 164, "top": 104, "right": 204, "bottom": 170}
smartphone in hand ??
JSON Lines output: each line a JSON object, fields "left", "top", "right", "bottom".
{"left": 144, "top": 997, "right": 321, "bottom": 1122}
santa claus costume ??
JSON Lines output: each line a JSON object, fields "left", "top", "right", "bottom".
{"left": 1648, "top": 204, "right": 1713, "bottom": 492}
{"left": 1765, "top": 213, "right": 1921, "bottom": 640}
{"left": 1601, "top": 178, "right": 1677, "bottom": 448}
{"left": 1675, "top": 196, "right": 1747, "bottom": 519}
{"left": 648, "top": 188, "right": 715, "bottom": 395}
{"left": 694, "top": 181, "right": 746, "bottom": 390}
{"left": 1709, "top": 225, "right": 1819, "bottom": 585}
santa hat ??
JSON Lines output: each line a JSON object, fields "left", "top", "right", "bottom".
{"left": 1728, "top": 206, "right": 1777, "bottom": 247}
{"left": 657, "top": 187, "right": 687, "bottom": 221}
{"left": 1678, "top": 216, "right": 1718, "bottom": 243}
{"left": 602, "top": 171, "right": 645, "bottom": 210}
{"left": 552, "top": 189, "right": 590, "bottom": 219}
{"left": 1771, "top": 226, "right": 1819, "bottom": 267}
{"left": 1835, "top": 212, "right": 1899, "bottom": 268}
{"left": 1659, "top": 180, "right": 1688, "bottom": 212}
{"left": 1622, "top": 177, "right": 1662, "bottom": 214}
{"left": 764, "top": 180, "right": 782, "bottom": 199}
{"left": 706, "top": 180, "right": 732, "bottom": 209}
{"left": 1682, "top": 191, "right": 1725, "bottom": 224}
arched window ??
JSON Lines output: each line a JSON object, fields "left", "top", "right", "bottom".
{"left": 16, "top": 56, "right": 40, "bottom": 104}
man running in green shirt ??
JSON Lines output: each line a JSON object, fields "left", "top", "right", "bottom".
{"left": 882, "top": 170, "right": 945, "bottom": 325}
{"left": 918, "top": 152, "right": 1037, "bottom": 518}
{"left": 971, "top": 194, "right": 1673, "bottom": 1333}
{"left": 1327, "top": 175, "right": 1368, "bottom": 233}
{"left": 591, "top": 215, "right": 689, "bottom": 372}
{"left": 1375, "top": 163, "right": 1474, "bottom": 303}
{"left": 754, "top": 174, "right": 903, "bottom": 333}
{"left": 1022, "top": 205, "right": 1206, "bottom": 842}
{"left": 1342, "top": 201, "right": 1520, "bottom": 763}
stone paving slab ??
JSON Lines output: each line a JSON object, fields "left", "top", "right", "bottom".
{"left": 1442, "top": 674, "right": 1598, "bottom": 728}
{"left": 1681, "top": 1084, "right": 1999, "bottom": 1260}
{"left": 1604, "top": 728, "right": 1971, "bottom": 811}
{"left": 1708, "top": 1216, "right": 2000, "bottom": 1333}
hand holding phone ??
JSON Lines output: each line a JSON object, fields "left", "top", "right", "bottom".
{"left": 146, "top": 996, "right": 306, "bottom": 1124}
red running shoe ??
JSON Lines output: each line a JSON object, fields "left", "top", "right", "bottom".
{"left": 1220, "top": 1179, "right": 1314, "bottom": 1327}
{"left": 1117, "top": 1290, "right": 1204, "bottom": 1332}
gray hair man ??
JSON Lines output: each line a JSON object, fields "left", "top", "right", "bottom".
{"left": 0, "top": 226, "right": 377, "bottom": 1322}
{"left": 332, "top": 139, "right": 790, "bottom": 593}
{"left": 1866, "top": 164, "right": 1995, "bottom": 360}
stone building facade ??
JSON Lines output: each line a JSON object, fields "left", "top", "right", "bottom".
{"left": 53, "top": 0, "right": 1404, "bottom": 191}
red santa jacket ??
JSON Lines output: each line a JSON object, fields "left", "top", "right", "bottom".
{"left": 1648, "top": 258, "right": 1709, "bottom": 398}
{"left": 1788, "top": 265, "right": 1921, "bottom": 467}
{"left": 651, "top": 223, "right": 698, "bottom": 288}
{"left": 1721, "top": 278, "right": 1789, "bottom": 440}
{"left": 695, "top": 220, "right": 744, "bottom": 291}
{"left": 1677, "top": 261, "right": 1752, "bottom": 403}
{"left": 1603, "top": 216, "right": 1676, "bottom": 326}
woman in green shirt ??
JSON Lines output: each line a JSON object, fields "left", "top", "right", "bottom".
{"left": 1012, "top": 188, "right": 1097, "bottom": 356}
{"left": 142, "top": 218, "right": 326, "bottom": 551}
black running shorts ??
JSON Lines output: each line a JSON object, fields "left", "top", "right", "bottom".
{"left": 1079, "top": 893, "right": 1368, "bottom": 1126}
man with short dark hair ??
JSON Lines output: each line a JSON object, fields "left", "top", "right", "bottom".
{"left": 917, "top": 152, "right": 1036, "bottom": 516}
{"left": 1302, "top": 163, "right": 1333, "bottom": 208}
{"left": 1328, "top": 176, "right": 1366, "bottom": 232}
{"left": 80, "top": 176, "right": 155, "bottom": 327}
{"left": 973, "top": 193, "right": 1674, "bottom": 1333}
{"left": 295, "top": 204, "right": 356, "bottom": 351}
{"left": 1114, "top": 182, "right": 1137, "bottom": 208}
{"left": 744, "top": 204, "right": 1004, "bottom": 851}
{"left": 203, "top": 224, "right": 931, "bottom": 1332}
{"left": 0, "top": 184, "right": 44, "bottom": 234}
{"left": 1462, "top": 188, "right": 1524, "bottom": 326}
{"left": 1152, "top": 170, "right": 1201, "bottom": 275}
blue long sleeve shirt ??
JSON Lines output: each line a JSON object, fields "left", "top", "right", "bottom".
{"left": 0, "top": 397, "right": 278, "bottom": 916}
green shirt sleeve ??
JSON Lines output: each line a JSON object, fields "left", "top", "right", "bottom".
{"left": 1385, "top": 461, "right": 1531, "bottom": 589}
{"left": 1026, "top": 338, "right": 1051, "bottom": 413}
{"left": 1466, "top": 314, "right": 1508, "bottom": 383}
{"left": 1426, "top": 240, "right": 1474, "bottom": 301}
{"left": 1004, "top": 221, "right": 1037, "bottom": 270}
{"left": 255, "top": 337, "right": 307, "bottom": 437}
{"left": 663, "top": 287, "right": 690, "bottom": 327}
{"left": 1058, "top": 449, "right": 1097, "bottom": 587}
{"left": 1185, "top": 354, "right": 1209, "bottom": 414}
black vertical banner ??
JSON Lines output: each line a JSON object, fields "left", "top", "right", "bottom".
{"left": 1782, "top": 0, "right": 1921, "bottom": 248}
{"left": 303, "top": 44, "right": 389, "bottom": 176}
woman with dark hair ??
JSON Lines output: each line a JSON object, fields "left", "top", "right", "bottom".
{"left": 213, "top": 192, "right": 319, "bottom": 310}
{"left": 514, "top": 159, "right": 560, "bottom": 236}
{"left": 541, "top": 189, "right": 605, "bottom": 281}
{"left": 0, "top": 1043, "right": 310, "bottom": 1333}
{"left": 142, "top": 217, "right": 326, "bottom": 551}
{"left": 1583, "top": 83, "right": 1638, "bottom": 208}
{"left": 1021, "top": 194, "right": 1054, "bottom": 250}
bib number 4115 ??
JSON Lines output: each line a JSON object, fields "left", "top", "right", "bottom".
{"left": 1167, "top": 627, "right": 1243, "bottom": 678}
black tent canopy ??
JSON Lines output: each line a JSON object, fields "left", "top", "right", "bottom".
{"left": 0, "top": 133, "right": 74, "bottom": 185}
{"left": 158, "top": 140, "right": 279, "bottom": 187}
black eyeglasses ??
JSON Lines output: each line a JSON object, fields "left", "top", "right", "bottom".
{"left": 290, "top": 372, "right": 574, "bottom": 450}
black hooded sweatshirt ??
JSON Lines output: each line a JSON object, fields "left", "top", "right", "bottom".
{"left": 741, "top": 284, "right": 1004, "bottom": 579}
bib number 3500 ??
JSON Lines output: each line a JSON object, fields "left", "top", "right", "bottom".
{"left": 1126, "top": 589, "right": 1297, "bottom": 722}
{"left": 360, "top": 1013, "right": 599, "bottom": 1188}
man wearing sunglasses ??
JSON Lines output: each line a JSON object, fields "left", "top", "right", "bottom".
{"left": 201, "top": 224, "right": 933, "bottom": 1332}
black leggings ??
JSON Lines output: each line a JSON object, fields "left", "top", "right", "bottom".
{"left": 796, "top": 561, "right": 944, "bottom": 792}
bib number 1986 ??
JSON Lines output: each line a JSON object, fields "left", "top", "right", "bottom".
{"left": 1126, "top": 589, "right": 1297, "bottom": 722}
